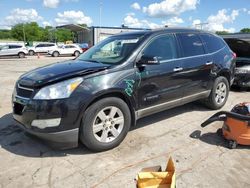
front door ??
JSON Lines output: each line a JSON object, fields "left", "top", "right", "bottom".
{"left": 136, "top": 34, "right": 185, "bottom": 117}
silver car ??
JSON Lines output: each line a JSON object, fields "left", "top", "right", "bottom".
{"left": 0, "top": 44, "right": 28, "bottom": 58}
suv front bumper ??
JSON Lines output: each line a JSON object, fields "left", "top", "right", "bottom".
{"left": 12, "top": 95, "right": 81, "bottom": 149}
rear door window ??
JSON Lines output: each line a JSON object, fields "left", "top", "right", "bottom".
{"left": 143, "top": 34, "right": 178, "bottom": 62}
{"left": 200, "top": 33, "right": 225, "bottom": 53}
{"left": 177, "top": 33, "right": 205, "bottom": 57}
{"left": 9, "top": 45, "right": 22, "bottom": 49}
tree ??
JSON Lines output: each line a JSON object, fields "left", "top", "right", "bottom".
{"left": 0, "top": 30, "right": 12, "bottom": 39}
{"left": 240, "top": 28, "right": 250, "bottom": 33}
{"left": 11, "top": 22, "right": 44, "bottom": 42}
{"left": 215, "top": 31, "right": 229, "bottom": 35}
{"left": 55, "top": 28, "right": 73, "bottom": 42}
{"left": 6, "top": 22, "right": 73, "bottom": 42}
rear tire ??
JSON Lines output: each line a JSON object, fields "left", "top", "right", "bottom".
{"left": 52, "top": 51, "right": 59, "bottom": 57}
{"left": 74, "top": 51, "right": 80, "bottom": 57}
{"left": 80, "top": 97, "right": 131, "bottom": 152}
{"left": 204, "top": 76, "right": 229, "bottom": 110}
{"left": 18, "top": 52, "right": 25, "bottom": 58}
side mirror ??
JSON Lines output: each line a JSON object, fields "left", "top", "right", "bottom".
{"left": 137, "top": 55, "right": 160, "bottom": 65}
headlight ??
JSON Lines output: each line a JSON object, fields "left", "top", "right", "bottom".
{"left": 33, "top": 77, "right": 83, "bottom": 100}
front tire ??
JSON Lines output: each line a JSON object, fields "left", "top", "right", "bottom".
{"left": 80, "top": 97, "right": 131, "bottom": 152}
{"left": 204, "top": 76, "right": 229, "bottom": 110}
{"left": 29, "top": 50, "right": 35, "bottom": 56}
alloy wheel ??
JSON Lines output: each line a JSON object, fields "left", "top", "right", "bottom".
{"left": 215, "top": 82, "right": 227, "bottom": 104}
{"left": 92, "top": 106, "right": 124, "bottom": 143}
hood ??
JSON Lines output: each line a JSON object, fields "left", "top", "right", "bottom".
{"left": 18, "top": 60, "right": 109, "bottom": 88}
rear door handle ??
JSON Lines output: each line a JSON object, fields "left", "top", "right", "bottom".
{"left": 206, "top": 61, "right": 213, "bottom": 65}
{"left": 173, "top": 67, "right": 183, "bottom": 72}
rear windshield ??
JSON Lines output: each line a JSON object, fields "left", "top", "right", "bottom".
{"left": 224, "top": 38, "right": 250, "bottom": 58}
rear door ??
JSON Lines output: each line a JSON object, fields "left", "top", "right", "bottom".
{"left": 176, "top": 33, "right": 212, "bottom": 98}
{"left": 136, "top": 34, "right": 186, "bottom": 116}
{"left": 8, "top": 45, "right": 22, "bottom": 55}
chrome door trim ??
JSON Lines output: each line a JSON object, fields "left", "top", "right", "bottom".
{"left": 136, "top": 90, "right": 211, "bottom": 119}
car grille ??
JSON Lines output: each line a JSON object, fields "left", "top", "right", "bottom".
{"left": 16, "top": 84, "right": 34, "bottom": 98}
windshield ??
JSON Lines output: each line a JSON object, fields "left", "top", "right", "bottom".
{"left": 77, "top": 34, "right": 145, "bottom": 64}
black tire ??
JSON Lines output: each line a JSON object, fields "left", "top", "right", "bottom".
{"left": 74, "top": 51, "right": 80, "bottom": 57}
{"left": 29, "top": 50, "right": 35, "bottom": 56}
{"left": 52, "top": 51, "right": 59, "bottom": 57}
{"left": 204, "top": 76, "right": 229, "bottom": 110}
{"left": 18, "top": 52, "right": 25, "bottom": 58}
{"left": 228, "top": 140, "right": 237, "bottom": 149}
{"left": 80, "top": 97, "right": 131, "bottom": 152}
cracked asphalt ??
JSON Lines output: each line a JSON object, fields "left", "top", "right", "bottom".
{"left": 0, "top": 56, "right": 249, "bottom": 188}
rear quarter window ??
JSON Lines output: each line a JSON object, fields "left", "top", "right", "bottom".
{"left": 177, "top": 33, "right": 205, "bottom": 57}
{"left": 200, "top": 33, "right": 225, "bottom": 53}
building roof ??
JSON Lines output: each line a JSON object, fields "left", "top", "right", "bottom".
{"left": 220, "top": 33, "right": 250, "bottom": 39}
{"left": 56, "top": 24, "right": 90, "bottom": 32}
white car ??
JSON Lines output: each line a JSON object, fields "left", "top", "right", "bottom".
{"left": 48, "top": 44, "right": 83, "bottom": 57}
{"left": 0, "top": 44, "right": 28, "bottom": 58}
{"left": 28, "top": 43, "right": 57, "bottom": 56}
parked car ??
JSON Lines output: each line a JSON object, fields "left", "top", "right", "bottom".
{"left": 48, "top": 44, "right": 83, "bottom": 57}
{"left": 28, "top": 43, "right": 57, "bottom": 55}
{"left": 0, "top": 44, "right": 28, "bottom": 58}
{"left": 78, "top": 43, "right": 90, "bottom": 52}
{"left": 224, "top": 37, "right": 250, "bottom": 88}
{"left": 12, "top": 28, "right": 236, "bottom": 151}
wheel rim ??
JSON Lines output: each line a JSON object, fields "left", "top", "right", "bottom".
{"left": 92, "top": 106, "right": 124, "bottom": 143}
{"left": 75, "top": 51, "right": 79, "bottom": 56}
{"left": 215, "top": 82, "right": 227, "bottom": 104}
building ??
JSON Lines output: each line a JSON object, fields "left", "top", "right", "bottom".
{"left": 56, "top": 24, "right": 148, "bottom": 46}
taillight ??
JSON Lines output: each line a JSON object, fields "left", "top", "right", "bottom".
{"left": 232, "top": 52, "right": 237, "bottom": 59}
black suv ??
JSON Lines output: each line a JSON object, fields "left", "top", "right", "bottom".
{"left": 224, "top": 36, "right": 250, "bottom": 88}
{"left": 12, "top": 28, "right": 236, "bottom": 151}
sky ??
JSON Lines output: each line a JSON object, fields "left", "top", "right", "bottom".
{"left": 0, "top": 0, "right": 249, "bottom": 32}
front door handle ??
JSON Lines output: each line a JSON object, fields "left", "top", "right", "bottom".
{"left": 173, "top": 67, "right": 183, "bottom": 72}
{"left": 206, "top": 61, "right": 213, "bottom": 65}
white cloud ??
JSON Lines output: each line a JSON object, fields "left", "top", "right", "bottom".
{"left": 131, "top": 2, "right": 141, "bottom": 10}
{"left": 192, "top": 19, "right": 201, "bottom": 27}
{"left": 4, "top": 8, "right": 43, "bottom": 26}
{"left": 123, "top": 14, "right": 162, "bottom": 29}
{"left": 205, "top": 9, "right": 239, "bottom": 32}
{"left": 43, "top": 0, "right": 60, "bottom": 8}
{"left": 143, "top": 0, "right": 199, "bottom": 17}
{"left": 242, "top": 8, "right": 247, "bottom": 12}
{"left": 42, "top": 21, "right": 52, "bottom": 27}
{"left": 55, "top": 10, "right": 92, "bottom": 25}
{"left": 163, "top": 17, "right": 184, "bottom": 26}
{"left": 248, "top": 10, "right": 250, "bottom": 15}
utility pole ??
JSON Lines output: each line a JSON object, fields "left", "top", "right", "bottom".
{"left": 22, "top": 23, "right": 26, "bottom": 42}
{"left": 195, "top": 22, "right": 209, "bottom": 30}
{"left": 98, "top": 1, "right": 102, "bottom": 43}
